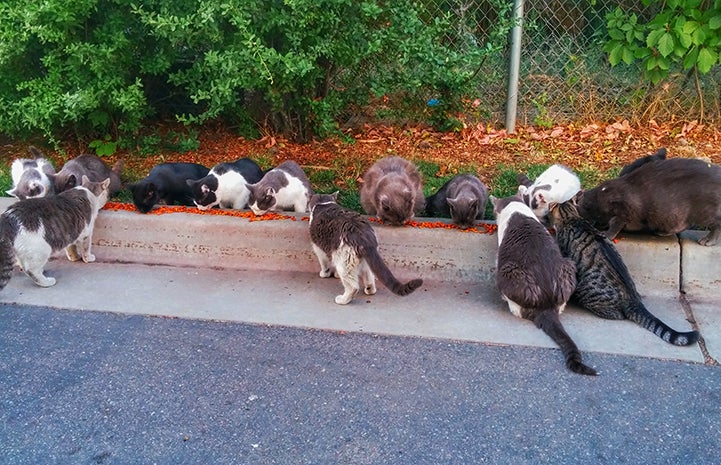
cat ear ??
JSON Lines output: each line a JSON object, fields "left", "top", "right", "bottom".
{"left": 380, "top": 194, "right": 390, "bottom": 210}
{"left": 571, "top": 190, "right": 583, "bottom": 205}
{"left": 66, "top": 174, "right": 77, "bottom": 189}
{"left": 535, "top": 191, "right": 546, "bottom": 204}
{"left": 6, "top": 187, "right": 17, "bottom": 197}
{"left": 201, "top": 184, "right": 209, "bottom": 194}
{"left": 80, "top": 175, "right": 90, "bottom": 186}
{"left": 265, "top": 187, "right": 275, "bottom": 196}
{"left": 186, "top": 179, "right": 195, "bottom": 187}
{"left": 331, "top": 191, "right": 339, "bottom": 201}
{"left": 101, "top": 178, "right": 111, "bottom": 191}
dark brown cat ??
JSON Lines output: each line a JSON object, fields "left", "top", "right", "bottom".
{"left": 309, "top": 192, "right": 423, "bottom": 304}
{"left": 549, "top": 197, "right": 699, "bottom": 346}
{"left": 492, "top": 194, "right": 597, "bottom": 376}
{"left": 360, "top": 156, "right": 425, "bottom": 226}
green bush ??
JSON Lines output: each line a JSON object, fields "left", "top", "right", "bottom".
{"left": 0, "top": 0, "right": 502, "bottom": 144}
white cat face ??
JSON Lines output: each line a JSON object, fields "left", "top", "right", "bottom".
{"left": 521, "top": 165, "right": 580, "bottom": 219}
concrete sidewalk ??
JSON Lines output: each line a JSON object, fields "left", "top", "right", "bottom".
{"left": 0, "top": 198, "right": 717, "bottom": 367}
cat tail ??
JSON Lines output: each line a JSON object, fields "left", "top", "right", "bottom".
{"left": 0, "top": 234, "right": 15, "bottom": 292}
{"left": 363, "top": 247, "right": 423, "bottom": 296}
{"left": 625, "top": 301, "right": 699, "bottom": 346}
{"left": 534, "top": 310, "right": 598, "bottom": 376}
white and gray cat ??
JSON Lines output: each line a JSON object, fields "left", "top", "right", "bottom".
{"left": 360, "top": 156, "right": 425, "bottom": 226}
{"left": 492, "top": 194, "right": 597, "bottom": 376}
{"left": 7, "top": 146, "right": 57, "bottom": 199}
{"left": 187, "top": 158, "right": 264, "bottom": 210}
{"left": 517, "top": 164, "right": 581, "bottom": 219}
{"left": 549, "top": 197, "right": 699, "bottom": 346}
{"left": 51, "top": 153, "right": 123, "bottom": 197}
{"left": 309, "top": 192, "right": 423, "bottom": 305}
{"left": 247, "top": 160, "right": 312, "bottom": 214}
{"left": 425, "top": 173, "right": 488, "bottom": 229}
{"left": 0, "top": 176, "right": 111, "bottom": 290}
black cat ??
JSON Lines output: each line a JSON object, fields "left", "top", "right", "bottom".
{"left": 129, "top": 163, "right": 210, "bottom": 213}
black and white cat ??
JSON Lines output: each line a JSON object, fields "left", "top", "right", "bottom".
{"left": 187, "top": 158, "right": 264, "bottom": 210}
{"left": 51, "top": 153, "right": 123, "bottom": 197}
{"left": 425, "top": 173, "right": 488, "bottom": 229}
{"left": 6, "top": 147, "right": 56, "bottom": 199}
{"left": 360, "top": 156, "right": 425, "bottom": 226}
{"left": 549, "top": 197, "right": 699, "bottom": 346}
{"left": 0, "top": 176, "right": 111, "bottom": 290}
{"left": 309, "top": 192, "right": 423, "bottom": 304}
{"left": 517, "top": 164, "right": 581, "bottom": 220}
{"left": 247, "top": 160, "right": 312, "bottom": 214}
{"left": 129, "top": 162, "right": 210, "bottom": 213}
{"left": 492, "top": 194, "right": 597, "bottom": 376}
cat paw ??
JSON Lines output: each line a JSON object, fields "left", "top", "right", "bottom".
{"left": 364, "top": 285, "right": 377, "bottom": 295}
{"left": 35, "top": 277, "right": 56, "bottom": 287}
{"left": 698, "top": 235, "right": 718, "bottom": 246}
{"left": 65, "top": 245, "right": 81, "bottom": 261}
{"left": 82, "top": 254, "right": 96, "bottom": 263}
{"left": 334, "top": 294, "right": 353, "bottom": 305}
{"left": 319, "top": 269, "right": 333, "bottom": 278}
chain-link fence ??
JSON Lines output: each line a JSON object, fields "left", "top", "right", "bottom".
{"left": 423, "top": 0, "right": 721, "bottom": 128}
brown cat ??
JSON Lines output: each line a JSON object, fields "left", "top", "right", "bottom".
{"left": 360, "top": 156, "right": 425, "bottom": 226}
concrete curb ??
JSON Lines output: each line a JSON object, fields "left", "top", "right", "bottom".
{"left": 0, "top": 198, "right": 715, "bottom": 364}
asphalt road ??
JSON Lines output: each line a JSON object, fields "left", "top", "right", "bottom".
{"left": 1, "top": 304, "right": 719, "bottom": 465}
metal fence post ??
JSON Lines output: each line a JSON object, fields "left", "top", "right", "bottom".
{"left": 505, "top": 0, "right": 524, "bottom": 134}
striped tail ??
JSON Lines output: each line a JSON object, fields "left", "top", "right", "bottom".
{"left": 0, "top": 236, "right": 15, "bottom": 292}
{"left": 625, "top": 301, "right": 699, "bottom": 346}
{"left": 534, "top": 310, "right": 597, "bottom": 376}
{"left": 364, "top": 247, "right": 423, "bottom": 296}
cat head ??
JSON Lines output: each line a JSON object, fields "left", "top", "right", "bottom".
{"left": 247, "top": 183, "right": 277, "bottom": 215}
{"left": 547, "top": 193, "right": 582, "bottom": 228}
{"left": 80, "top": 175, "right": 111, "bottom": 207}
{"left": 49, "top": 172, "right": 80, "bottom": 193}
{"left": 187, "top": 175, "right": 219, "bottom": 211}
{"left": 308, "top": 192, "right": 338, "bottom": 211}
{"left": 128, "top": 180, "right": 159, "bottom": 214}
{"left": 575, "top": 184, "right": 620, "bottom": 229}
{"left": 376, "top": 190, "right": 415, "bottom": 226}
{"left": 7, "top": 173, "right": 53, "bottom": 199}
{"left": 446, "top": 196, "right": 481, "bottom": 229}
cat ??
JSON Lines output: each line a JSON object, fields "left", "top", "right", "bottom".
{"left": 129, "top": 162, "right": 210, "bottom": 213}
{"left": 492, "top": 194, "right": 597, "bottom": 376}
{"left": 6, "top": 146, "right": 56, "bottom": 199}
{"left": 187, "top": 158, "right": 264, "bottom": 210}
{"left": 577, "top": 157, "right": 721, "bottom": 246}
{"left": 548, "top": 197, "right": 699, "bottom": 346}
{"left": 618, "top": 147, "right": 667, "bottom": 176}
{"left": 0, "top": 176, "right": 111, "bottom": 291}
{"left": 425, "top": 173, "right": 488, "bottom": 229}
{"left": 247, "top": 160, "right": 312, "bottom": 214}
{"left": 360, "top": 156, "right": 425, "bottom": 226}
{"left": 308, "top": 192, "right": 423, "bottom": 304}
{"left": 517, "top": 164, "right": 581, "bottom": 220}
{"left": 50, "top": 153, "right": 123, "bottom": 197}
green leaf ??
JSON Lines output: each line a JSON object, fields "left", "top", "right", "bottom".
{"left": 657, "top": 32, "right": 675, "bottom": 57}
{"left": 709, "top": 14, "right": 721, "bottom": 30}
{"left": 622, "top": 47, "right": 635, "bottom": 64}
{"left": 608, "top": 43, "right": 624, "bottom": 65}
{"left": 683, "top": 47, "right": 699, "bottom": 69}
{"left": 697, "top": 47, "right": 718, "bottom": 73}
{"left": 646, "top": 28, "right": 665, "bottom": 48}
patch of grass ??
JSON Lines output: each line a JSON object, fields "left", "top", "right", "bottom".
{"left": 0, "top": 170, "right": 12, "bottom": 195}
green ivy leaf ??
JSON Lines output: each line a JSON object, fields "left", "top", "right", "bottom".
{"left": 697, "top": 47, "right": 718, "bottom": 73}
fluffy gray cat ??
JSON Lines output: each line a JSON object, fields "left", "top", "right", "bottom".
{"left": 360, "top": 156, "right": 425, "bottom": 226}
{"left": 309, "top": 192, "right": 423, "bottom": 305}
{"left": 51, "top": 153, "right": 123, "bottom": 197}
{"left": 425, "top": 173, "right": 488, "bottom": 229}
{"left": 549, "top": 197, "right": 699, "bottom": 346}
{"left": 492, "top": 194, "right": 597, "bottom": 376}
{"left": 6, "top": 147, "right": 57, "bottom": 199}
{"left": 0, "top": 176, "right": 111, "bottom": 290}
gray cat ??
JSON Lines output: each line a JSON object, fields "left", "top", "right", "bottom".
{"left": 618, "top": 147, "right": 667, "bottom": 176}
{"left": 578, "top": 157, "right": 721, "bottom": 246}
{"left": 425, "top": 173, "right": 488, "bottom": 229}
{"left": 0, "top": 176, "right": 111, "bottom": 290}
{"left": 50, "top": 153, "right": 123, "bottom": 197}
{"left": 309, "top": 192, "right": 423, "bottom": 305}
{"left": 247, "top": 160, "right": 313, "bottom": 214}
{"left": 492, "top": 194, "right": 597, "bottom": 376}
{"left": 549, "top": 198, "right": 699, "bottom": 346}
{"left": 360, "top": 156, "right": 425, "bottom": 226}
{"left": 6, "top": 147, "right": 56, "bottom": 199}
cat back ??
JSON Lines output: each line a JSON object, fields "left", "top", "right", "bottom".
{"left": 187, "top": 157, "right": 264, "bottom": 210}
{"left": 130, "top": 162, "right": 210, "bottom": 213}
{"left": 247, "top": 160, "right": 312, "bottom": 214}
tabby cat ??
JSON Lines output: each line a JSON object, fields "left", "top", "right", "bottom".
{"left": 548, "top": 197, "right": 699, "bottom": 346}
{"left": 0, "top": 176, "right": 111, "bottom": 290}
{"left": 492, "top": 194, "right": 597, "bottom": 376}
{"left": 309, "top": 192, "right": 423, "bottom": 305}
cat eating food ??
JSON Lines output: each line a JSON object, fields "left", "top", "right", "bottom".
{"left": 129, "top": 162, "right": 210, "bottom": 213}
{"left": 360, "top": 156, "right": 425, "bottom": 226}
{"left": 517, "top": 164, "right": 581, "bottom": 220}
{"left": 0, "top": 176, "right": 111, "bottom": 290}
{"left": 577, "top": 156, "right": 721, "bottom": 246}
{"left": 6, "top": 146, "right": 56, "bottom": 199}
{"left": 187, "top": 158, "right": 264, "bottom": 210}
{"left": 425, "top": 173, "right": 488, "bottom": 229}
{"left": 492, "top": 194, "right": 597, "bottom": 376}
{"left": 50, "top": 153, "right": 124, "bottom": 197}
{"left": 247, "top": 160, "right": 312, "bottom": 214}
{"left": 549, "top": 197, "right": 699, "bottom": 346}
{"left": 309, "top": 192, "right": 423, "bottom": 305}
